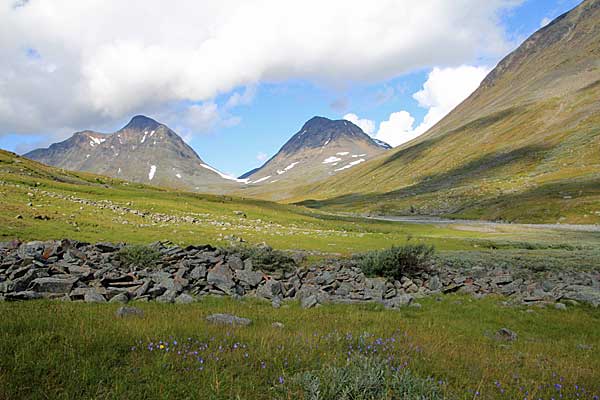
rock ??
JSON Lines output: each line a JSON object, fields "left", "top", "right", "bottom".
{"left": 492, "top": 275, "right": 513, "bottom": 285}
{"left": 409, "top": 302, "right": 422, "bottom": 309}
{"left": 115, "top": 306, "right": 144, "bottom": 318}
{"left": 563, "top": 285, "right": 600, "bottom": 307}
{"left": 301, "top": 295, "right": 318, "bottom": 309}
{"left": 554, "top": 303, "right": 567, "bottom": 310}
{"left": 109, "top": 293, "right": 129, "bottom": 303}
{"left": 272, "top": 296, "right": 282, "bottom": 308}
{"left": 31, "top": 276, "right": 78, "bottom": 293}
{"left": 227, "top": 255, "right": 244, "bottom": 270}
{"left": 5, "top": 291, "right": 43, "bottom": 301}
{"left": 175, "top": 293, "right": 195, "bottom": 304}
{"left": 17, "top": 241, "right": 47, "bottom": 260}
{"left": 95, "top": 242, "right": 120, "bottom": 253}
{"left": 495, "top": 328, "right": 517, "bottom": 341}
{"left": 428, "top": 275, "right": 442, "bottom": 291}
{"left": 84, "top": 291, "right": 106, "bottom": 303}
{"left": 257, "top": 279, "right": 283, "bottom": 300}
{"left": 272, "top": 322, "right": 285, "bottom": 329}
{"left": 156, "top": 290, "right": 178, "bottom": 303}
{"left": 382, "top": 294, "right": 413, "bottom": 309}
{"left": 235, "top": 269, "right": 263, "bottom": 288}
{"left": 205, "top": 313, "right": 252, "bottom": 326}
{"left": 207, "top": 264, "right": 235, "bottom": 293}
{"left": 189, "top": 265, "right": 207, "bottom": 280}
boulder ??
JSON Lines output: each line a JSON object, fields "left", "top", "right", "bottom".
{"left": 563, "top": 285, "right": 600, "bottom": 307}
{"left": 301, "top": 295, "right": 318, "bottom": 309}
{"left": 115, "top": 306, "right": 144, "bottom": 318}
{"left": 205, "top": 313, "right": 251, "bottom": 326}
{"left": 382, "top": 294, "right": 413, "bottom": 309}
{"left": 428, "top": 276, "right": 442, "bottom": 291}
{"left": 5, "top": 291, "right": 43, "bottom": 301}
{"left": 495, "top": 328, "right": 517, "bottom": 341}
{"left": 227, "top": 255, "right": 244, "bottom": 270}
{"left": 84, "top": 291, "right": 106, "bottom": 303}
{"left": 156, "top": 290, "right": 178, "bottom": 303}
{"left": 257, "top": 279, "right": 283, "bottom": 300}
{"left": 235, "top": 269, "right": 263, "bottom": 288}
{"left": 108, "top": 293, "right": 129, "bottom": 303}
{"left": 207, "top": 264, "right": 235, "bottom": 293}
{"left": 31, "top": 276, "right": 78, "bottom": 293}
{"left": 174, "top": 293, "right": 195, "bottom": 304}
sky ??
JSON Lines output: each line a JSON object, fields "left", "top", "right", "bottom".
{"left": 0, "top": 0, "right": 583, "bottom": 177}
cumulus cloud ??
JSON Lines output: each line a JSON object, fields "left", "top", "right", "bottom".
{"left": 348, "top": 65, "right": 491, "bottom": 147}
{"left": 343, "top": 113, "right": 376, "bottom": 135}
{"left": 540, "top": 17, "right": 552, "bottom": 27}
{"left": 0, "top": 0, "right": 518, "bottom": 137}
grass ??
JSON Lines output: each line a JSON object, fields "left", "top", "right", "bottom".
{"left": 2, "top": 149, "right": 599, "bottom": 260}
{"left": 0, "top": 296, "right": 598, "bottom": 399}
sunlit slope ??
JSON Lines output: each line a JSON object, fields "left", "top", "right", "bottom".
{"left": 292, "top": 0, "right": 600, "bottom": 224}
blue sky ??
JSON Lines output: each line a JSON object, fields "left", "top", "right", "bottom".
{"left": 0, "top": 0, "right": 583, "bottom": 177}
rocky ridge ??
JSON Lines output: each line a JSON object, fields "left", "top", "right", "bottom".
{"left": 1, "top": 239, "right": 598, "bottom": 307}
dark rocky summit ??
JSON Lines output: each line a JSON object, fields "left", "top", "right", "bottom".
{"left": 0, "top": 239, "right": 598, "bottom": 307}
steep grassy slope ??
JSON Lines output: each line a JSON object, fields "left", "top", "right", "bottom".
{"left": 2, "top": 149, "right": 598, "bottom": 255}
{"left": 292, "top": 0, "right": 600, "bottom": 224}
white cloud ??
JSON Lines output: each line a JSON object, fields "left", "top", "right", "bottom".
{"left": 540, "top": 17, "right": 552, "bottom": 27}
{"left": 343, "top": 113, "right": 375, "bottom": 135}
{"left": 0, "top": 0, "right": 518, "bottom": 137}
{"left": 348, "top": 65, "right": 491, "bottom": 147}
{"left": 256, "top": 152, "right": 268, "bottom": 162}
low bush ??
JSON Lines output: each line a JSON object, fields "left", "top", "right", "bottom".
{"left": 118, "top": 244, "right": 161, "bottom": 268}
{"left": 222, "top": 244, "right": 296, "bottom": 272}
{"left": 290, "top": 355, "right": 443, "bottom": 400}
{"left": 355, "top": 244, "right": 435, "bottom": 280}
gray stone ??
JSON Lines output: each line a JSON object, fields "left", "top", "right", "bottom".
{"left": 495, "top": 328, "right": 517, "bottom": 341}
{"left": 428, "top": 275, "right": 442, "bottom": 291}
{"left": 175, "top": 293, "right": 195, "bottom": 304}
{"left": 156, "top": 290, "right": 178, "bottom": 303}
{"left": 5, "top": 290, "right": 43, "bottom": 301}
{"left": 235, "top": 269, "right": 263, "bottom": 288}
{"left": 227, "top": 255, "right": 244, "bottom": 270}
{"left": 563, "top": 285, "right": 600, "bottom": 307}
{"left": 84, "top": 291, "right": 106, "bottom": 303}
{"left": 205, "top": 313, "right": 251, "bottom": 326}
{"left": 409, "top": 302, "right": 422, "bottom": 309}
{"left": 115, "top": 306, "right": 144, "bottom": 318}
{"left": 109, "top": 293, "right": 129, "bottom": 303}
{"left": 271, "top": 296, "right": 282, "bottom": 308}
{"left": 95, "top": 242, "right": 120, "bottom": 252}
{"left": 301, "top": 295, "right": 318, "bottom": 309}
{"left": 207, "top": 264, "right": 235, "bottom": 293}
{"left": 272, "top": 322, "right": 285, "bottom": 329}
{"left": 189, "top": 265, "right": 207, "bottom": 280}
{"left": 31, "top": 276, "right": 78, "bottom": 293}
{"left": 554, "top": 303, "right": 567, "bottom": 310}
{"left": 257, "top": 279, "right": 283, "bottom": 300}
{"left": 382, "top": 294, "right": 413, "bottom": 309}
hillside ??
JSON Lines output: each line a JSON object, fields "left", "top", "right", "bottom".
{"left": 25, "top": 115, "right": 244, "bottom": 193}
{"left": 236, "top": 116, "right": 390, "bottom": 200}
{"left": 292, "top": 0, "right": 600, "bottom": 224}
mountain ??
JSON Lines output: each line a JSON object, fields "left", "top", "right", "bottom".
{"left": 237, "top": 116, "right": 390, "bottom": 199}
{"left": 292, "top": 0, "right": 600, "bottom": 224}
{"left": 25, "top": 115, "right": 245, "bottom": 193}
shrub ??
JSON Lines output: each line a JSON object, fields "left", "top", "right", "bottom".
{"left": 118, "top": 244, "right": 161, "bottom": 268}
{"left": 290, "top": 356, "right": 443, "bottom": 400}
{"left": 222, "top": 244, "right": 296, "bottom": 272}
{"left": 355, "top": 244, "right": 435, "bottom": 280}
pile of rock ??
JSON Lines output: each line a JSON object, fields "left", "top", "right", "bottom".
{"left": 0, "top": 239, "right": 598, "bottom": 307}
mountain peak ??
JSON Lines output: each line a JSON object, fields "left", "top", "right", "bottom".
{"left": 124, "top": 115, "right": 161, "bottom": 131}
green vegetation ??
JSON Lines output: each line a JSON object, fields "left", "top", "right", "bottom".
{"left": 2, "top": 150, "right": 599, "bottom": 262}
{"left": 1, "top": 296, "right": 598, "bottom": 399}
{"left": 355, "top": 243, "right": 435, "bottom": 280}
{"left": 290, "top": 355, "right": 443, "bottom": 400}
{"left": 118, "top": 244, "right": 162, "bottom": 268}
{"left": 222, "top": 244, "right": 297, "bottom": 272}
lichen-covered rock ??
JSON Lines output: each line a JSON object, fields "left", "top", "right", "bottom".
{"left": 206, "top": 313, "right": 251, "bottom": 326}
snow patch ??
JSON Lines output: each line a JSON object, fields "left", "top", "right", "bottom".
{"left": 175, "top": 173, "right": 182, "bottom": 179}
{"left": 323, "top": 138, "right": 331, "bottom": 147}
{"left": 150, "top": 130, "right": 156, "bottom": 136}
{"left": 323, "top": 156, "right": 342, "bottom": 164}
{"left": 148, "top": 165, "right": 157, "bottom": 180}
{"left": 85, "top": 154, "right": 90, "bottom": 158}
{"left": 284, "top": 161, "right": 299, "bottom": 171}
{"left": 88, "top": 136, "right": 105, "bottom": 147}
{"left": 270, "top": 179, "right": 279, "bottom": 183}
{"left": 334, "top": 158, "right": 365, "bottom": 171}
{"left": 141, "top": 131, "right": 148, "bottom": 143}
{"left": 117, "top": 168, "right": 121, "bottom": 174}
{"left": 336, "top": 152, "right": 349, "bottom": 156}
{"left": 250, "top": 175, "right": 271, "bottom": 184}
{"left": 352, "top": 153, "right": 367, "bottom": 158}
{"left": 200, "top": 164, "right": 248, "bottom": 183}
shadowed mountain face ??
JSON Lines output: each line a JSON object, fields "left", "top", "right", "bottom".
{"left": 237, "top": 116, "right": 390, "bottom": 200}
{"left": 291, "top": 0, "right": 600, "bottom": 224}
{"left": 25, "top": 115, "right": 244, "bottom": 193}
